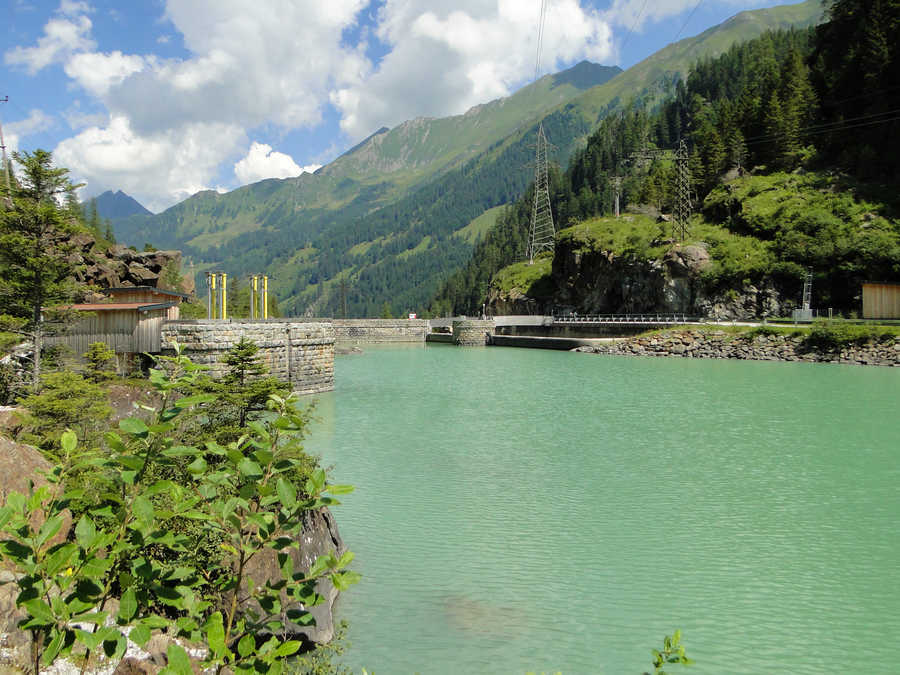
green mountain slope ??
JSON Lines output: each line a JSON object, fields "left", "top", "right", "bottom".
{"left": 115, "top": 0, "right": 824, "bottom": 317}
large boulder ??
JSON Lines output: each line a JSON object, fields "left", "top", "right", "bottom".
{"left": 241, "top": 507, "right": 346, "bottom": 644}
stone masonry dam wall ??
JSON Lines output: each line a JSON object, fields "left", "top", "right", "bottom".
{"left": 331, "top": 319, "right": 428, "bottom": 343}
{"left": 161, "top": 320, "right": 335, "bottom": 395}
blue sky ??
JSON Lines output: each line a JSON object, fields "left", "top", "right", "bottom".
{"left": 2, "top": 0, "right": 807, "bottom": 211}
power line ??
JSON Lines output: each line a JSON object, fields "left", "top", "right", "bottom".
{"left": 742, "top": 109, "right": 900, "bottom": 148}
{"left": 533, "top": 0, "right": 549, "bottom": 81}
{"left": 672, "top": 0, "right": 704, "bottom": 44}
{"left": 618, "top": 0, "right": 650, "bottom": 60}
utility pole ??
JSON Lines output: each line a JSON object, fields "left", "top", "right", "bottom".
{"left": 0, "top": 96, "right": 12, "bottom": 210}
{"left": 527, "top": 122, "right": 556, "bottom": 263}
{"left": 674, "top": 139, "right": 692, "bottom": 242}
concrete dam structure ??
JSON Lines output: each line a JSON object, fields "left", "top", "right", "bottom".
{"left": 161, "top": 319, "right": 335, "bottom": 395}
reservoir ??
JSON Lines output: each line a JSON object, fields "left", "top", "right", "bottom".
{"left": 304, "top": 344, "right": 900, "bottom": 674}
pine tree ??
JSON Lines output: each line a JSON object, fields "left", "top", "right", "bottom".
{"left": 0, "top": 150, "right": 83, "bottom": 388}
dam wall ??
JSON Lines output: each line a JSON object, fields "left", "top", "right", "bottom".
{"left": 161, "top": 320, "right": 334, "bottom": 395}
{"left": 331, "top": 319, "right": 429, "bottom": 343}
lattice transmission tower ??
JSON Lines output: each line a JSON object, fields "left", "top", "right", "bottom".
{"left": 674, "top": 139, "right": 692, "bottom": 241}
{"left": 527, "top": 122, "right": 555, "bottom": 263}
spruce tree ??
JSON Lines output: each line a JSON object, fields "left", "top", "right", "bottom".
{"left": 0, "top": 150, "right": 83, "bottom": 388}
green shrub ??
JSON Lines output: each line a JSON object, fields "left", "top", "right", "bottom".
{"left": 0, "top": 346, "right": 358, "bottom": 674}
{"left": 84, "top": 341, "right": 116, "bottom": 382}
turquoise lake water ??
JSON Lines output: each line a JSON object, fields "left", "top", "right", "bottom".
{"left": 303, "top": 344, "right": 900, "bottom": 674}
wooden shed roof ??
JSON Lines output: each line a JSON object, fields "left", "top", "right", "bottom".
{"left": 65, "top": 301, "right": 177, "bottom": 312}
{"left": 107, "top": 286, "right": 190, "bottom": 299}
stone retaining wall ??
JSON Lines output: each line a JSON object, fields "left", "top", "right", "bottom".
{"left": 161, "top": 320, "right": 335, "bottom": 394}
{"left": 332, "top": 319, "right": 428, "bottom": 343}
{"left": 575, "top": 329, "right": 900, "bottom": 367}
{"left": 452, "top": 319, "right": 495, "bottom": 346}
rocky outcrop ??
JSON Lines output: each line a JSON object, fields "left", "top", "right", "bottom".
{"left": 575, "top": 329, "right": 900, "bottom": 366}
{"left": 242, "top": 507, "right": 347, "bottom": 644}
{"left": 62, "top": 233, "right": 191, "bottom": 301}
{"left": 488, "top": 236, "right": 786, "bottom": 320}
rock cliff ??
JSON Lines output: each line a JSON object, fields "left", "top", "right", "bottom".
{"left": 488, "top": 231, "right": 786, "bottom": 320}
{"left": 64, "top": 233, "right": 192, "bottom": 300}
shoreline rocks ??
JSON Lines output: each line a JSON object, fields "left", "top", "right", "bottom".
{"left": 574, "top": 329, "right": 900, "bottom": 367}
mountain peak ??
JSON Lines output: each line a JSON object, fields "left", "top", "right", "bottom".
{"left": 90, "top": 190, "right": 153, "bottom": 219}
{"left": 550, "top": 61, "right": 622, "bottom": 91}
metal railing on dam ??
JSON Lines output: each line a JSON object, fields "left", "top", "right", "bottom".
{"left": 552, "top": 313, "right": 703, "bottom": 324}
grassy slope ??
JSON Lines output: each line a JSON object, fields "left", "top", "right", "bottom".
{"left": 455, "top": 205, "right": 507, "bottom": 244}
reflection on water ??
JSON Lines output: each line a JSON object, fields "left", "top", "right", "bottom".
{"left": 305, "top": 346, "right": 900, "bottom": 674}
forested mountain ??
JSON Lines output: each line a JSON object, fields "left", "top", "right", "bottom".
{"left": 114, "top": 0, "right": 824, "bottom": 317}
{"left": 436, "top": 0, "right": 899, "bottom": 316}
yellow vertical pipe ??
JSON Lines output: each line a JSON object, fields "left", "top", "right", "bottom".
{"left": 263, "top": 276, "right": 268, "bottom": 319}
{"left": 251, "top": 275, "right": 257, "bottom": 319}
{"left": 221, "top": 273, "right": 227, "bottom": 320}
{"left": 210, "top": 273, "right": 217, "bottom": 320}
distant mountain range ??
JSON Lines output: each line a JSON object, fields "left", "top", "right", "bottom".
{"left": 90, "top": 190, "right": 153, "bottom": 220}
{"left": 108, "top": 0, "right": 824, "bottom": 316}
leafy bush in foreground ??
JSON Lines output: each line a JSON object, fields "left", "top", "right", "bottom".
{"left": 0, "top": 345, "right": 358, "bottom": 674}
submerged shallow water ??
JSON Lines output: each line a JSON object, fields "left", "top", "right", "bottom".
{"left": 304, "top": 344, "right": 900, "bottom": 674}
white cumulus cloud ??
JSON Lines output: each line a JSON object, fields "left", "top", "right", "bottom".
{"left": 234, "top": 142, "right": 320, "bottom": 185}
{"left": 54, "top": 115, "right": 246, "bottom": 212}
{"left": 4, "top": 109, "right": 56, "bottom": 153}
{"left": 332, "top": 0, "right": 614, "bottom": 140}
{"left": 64, "top": 51, "right": 147, "bottom": 97}
{"left": 4, "top": 1, "right": 95, "bottom": 74}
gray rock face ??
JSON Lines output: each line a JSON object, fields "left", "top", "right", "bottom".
{"left": 241, "top": 507, "right": 346, "bottom": 644}
{"left": 488, "top": 236, "right": 786, "bottom": 320}
{"left": 64, "top": 233, "right": 187, "bottom": 299}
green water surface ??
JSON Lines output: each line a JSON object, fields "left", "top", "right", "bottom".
{"left": 303, "top": 344, "right": 900, "bottom": 674}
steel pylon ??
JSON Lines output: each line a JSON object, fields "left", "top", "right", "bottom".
{"left": 527, "top": 122, "right": 555, "bottom": 263}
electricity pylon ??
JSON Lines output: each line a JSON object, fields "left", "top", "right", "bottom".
{"left": 674, "top": 139, "right": 692, "bottom": 241}
{"left": 527, "top": 122, "right": 555, "bottom": 263}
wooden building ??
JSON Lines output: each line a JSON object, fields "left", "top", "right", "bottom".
{"left": 862, "top": 283, "right": 900, "bottom": 320}
{"left": 45, "top": 287, "right": 189, "bottom": 370}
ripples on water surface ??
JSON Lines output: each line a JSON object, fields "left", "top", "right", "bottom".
{"left": 303, "top": 344, "right": 900, "bottom": 674}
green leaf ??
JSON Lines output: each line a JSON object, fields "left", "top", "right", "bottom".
{"left": 165, "top": 644, "right": 193, "bottom": 674}
{"left": 272, "top": 640, "right": 301, "bottom": 657}
{"left": 186, "top": 457, "right": 207, "bottom": 474}
{"left": 119, "top": 417, "right": 149, "bottom": 437}
{"left": 103, "top": 432, "right": 127, "bottom": 453}
{"left": 238, "top": 458, "right": 263, "bottom": 478}
{"left": 204, "top": 611, "right": 226, "bottom": 658}
{"left": 22, "top": 598, "right": 55, "bottom": 625}
{"left": 326, "top": 484, "right": 354, "bottom": 495}
{"left": 36, "top": 514, "right": 64, "bottom": 548}
{"left": 74, "top": 628, "right": 104, "bottom": 651}
{"left": 44, "top": 543, "right": 78, "bottom": 576}
{"left": 75, "top": 515, "right": 97, "bottom": 549}
{"left": 118, "top": 587, "right": 137, "bottom": 622}
{"left": 60, "top": 430, "right": 77, "bottom": 454}
{"left": 163, "top": 445, "right": 201, "bottom": 458}
{"left": 42, "top": 629, "right": 66, "bottom": 665}
{"left": 237, "top": 633, "right": 255, "bottom": 658}
{"left": 337, "top": 550, "right": 355, "bottom": 568}
{"left": 130, "top": 624, "right": 151, "bottom": 647}
{"left": 276, "top": 478, "right": 296, "bottom": 508}
{"left": 133, "top": 495, "right": 154, "bottom": 523}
